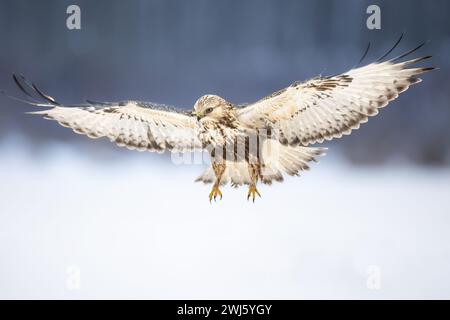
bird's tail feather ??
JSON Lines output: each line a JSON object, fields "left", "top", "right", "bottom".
{"left": 195, "top": 141, "right": 326, "bottom": 186}
{"left": 260, "top": 141, "right": 326, "bottom": 184}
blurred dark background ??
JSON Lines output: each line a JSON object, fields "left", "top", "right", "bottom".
{"left": 0, "top": 0, "right": 449, "bottom": 165}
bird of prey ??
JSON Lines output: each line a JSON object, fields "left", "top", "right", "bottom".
{"left": 5, "top": 38, "right": 434, "bottom": 202}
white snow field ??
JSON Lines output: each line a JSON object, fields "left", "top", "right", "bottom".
{"left": 0, "top": 141, "right": 449, "bottom": 299}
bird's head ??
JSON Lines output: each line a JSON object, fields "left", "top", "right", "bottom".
{"left": 192, "top": 95, "right": 233, "bottom": 122}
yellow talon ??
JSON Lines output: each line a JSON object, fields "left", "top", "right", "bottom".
{"left": 247, "top": 185, "right": 261, "bottom": 202}
{"left": 209, "top": 184, "right": 223, "bottom": 202}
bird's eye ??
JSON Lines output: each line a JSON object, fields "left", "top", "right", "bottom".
{"left": 205, "top": 107, "right": 214, "bottom": 114}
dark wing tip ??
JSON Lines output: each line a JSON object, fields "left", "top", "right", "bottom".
{"left": 391, "top": 40, "right": 429, "bottom": 62}
{"left": 420, "top": 67, "right": 437, "bottom": 72}
{"left": 10, "top": 73, "right": 60, "bottom": 106}
{"left": 376, "top": 33, "right": 404, "bottom": 62}
{"left": 12, "top": 73, "right": 36, "bottom": 100}
{"left": 31, "top": 82, "right": 60, "bottom": 105}
{"left": 356, "top": 42, "right": 371, "bottom": 67}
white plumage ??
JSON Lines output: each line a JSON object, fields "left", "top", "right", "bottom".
{"left": 7, "top": 41, "right": 434, "bottom": 201}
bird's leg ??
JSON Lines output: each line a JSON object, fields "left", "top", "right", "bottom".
{"left": 209, "top": 161, "right": 226, "bottom": 202}
{"left": 247, "top": 184, "right": 261, "bottom": 202}
{"left": 247, "top": 163, "right": 261, "bottom": 202}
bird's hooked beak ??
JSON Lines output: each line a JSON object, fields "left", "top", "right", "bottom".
{"left": 191, "top": 110, "right": 201, "bottom": 121}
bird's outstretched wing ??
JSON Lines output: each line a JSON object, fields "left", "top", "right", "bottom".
{"left": 237, "top": 43, "right": 435, "bottom": 146}
{"left": 7, "top": 75, "right": 202, "bottom": 153}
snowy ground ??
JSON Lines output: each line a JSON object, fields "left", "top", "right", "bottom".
{"left": 0, "top": 142, "right": 449, "bottom": 299}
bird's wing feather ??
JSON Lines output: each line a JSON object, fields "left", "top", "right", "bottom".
{"left": 237, "top": 54, "right": 434, "bottom": 146}
{"left": 11, "top": 76, "right": 202, "bottom": 153}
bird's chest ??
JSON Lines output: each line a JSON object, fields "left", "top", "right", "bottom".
{"left": 199, "top": 121, "right": 238, "bottom": 148}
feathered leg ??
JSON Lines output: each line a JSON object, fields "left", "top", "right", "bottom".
{"left": 209, "top": 161, "right": 226, "bottom": 202}
{"left": 247, "top": 163, "right": 261, "bottom": 202}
